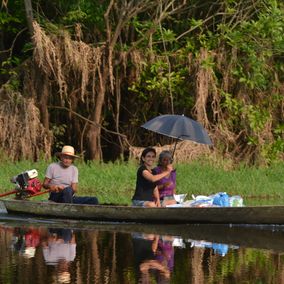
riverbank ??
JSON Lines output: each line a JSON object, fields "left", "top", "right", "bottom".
{"left": 0, "top": 160, "right": 283, "bottom": 205}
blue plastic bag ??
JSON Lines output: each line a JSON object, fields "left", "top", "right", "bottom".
{"left": 212, "top": 192, "right": 230, "bottom": 207}
{"left": 212, "top": 243, "right": 229, "bottom": 256}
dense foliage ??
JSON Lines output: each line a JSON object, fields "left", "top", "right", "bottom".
{"left": 0, "top": 0, "right": 284, "bottom": 164}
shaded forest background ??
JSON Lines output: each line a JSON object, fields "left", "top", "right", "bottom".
{"left": 0, "top": 0, "right": 284, "bottom": 165}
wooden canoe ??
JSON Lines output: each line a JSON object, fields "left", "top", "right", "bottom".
{"left": 1, "top": 199, "right": 284, "bottom": 224}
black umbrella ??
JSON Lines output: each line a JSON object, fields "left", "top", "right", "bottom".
{"left": 141, "top": 114, "right": 212, "bottom": 156}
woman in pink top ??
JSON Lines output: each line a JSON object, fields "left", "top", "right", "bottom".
{"left": 153, "top": 151, "right": 177, "bottom": 206}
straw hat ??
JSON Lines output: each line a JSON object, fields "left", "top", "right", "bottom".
{"left": 56, "top": 145, "right": 79, "bottom": 158}
{"left": 57, "top": 271, "right": 71, "bottom": 283}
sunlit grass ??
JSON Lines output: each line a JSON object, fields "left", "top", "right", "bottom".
{"left": 0, "top": 159, "right": 283, "bottom": 205}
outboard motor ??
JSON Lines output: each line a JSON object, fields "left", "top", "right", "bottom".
{"left": 11, "top": 169, "right": 42, "bottom": 199}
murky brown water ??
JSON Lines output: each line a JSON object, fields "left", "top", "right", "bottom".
{"left": 0, "top": 216, "right": 284, "bottom": 283}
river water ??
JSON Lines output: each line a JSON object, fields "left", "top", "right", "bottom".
{"left": 0, "top": 216, "right": 283, "bottom": 284}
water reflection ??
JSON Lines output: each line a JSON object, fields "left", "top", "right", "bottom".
{"left": 188, "top": 239, "right": 239, "bottom": 257}
{"left": 42, "top": 228, "right": 76, "bottom": 283}
{"left": 0, "top": 220, "right": 284, "bottom": 283}
{"left": 4, "top": 226, "right": 76, "bottom": 283}
{"left": 131, "top": 232, "right": 242, "bottom": 283}
{"left": 132, "top": 233, "right": 175, "bottom": 283}
{"left": 11, "top": 227, "right": 41, "bottom": 258}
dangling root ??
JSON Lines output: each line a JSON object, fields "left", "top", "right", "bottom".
{"left": 0, "top": 85, "right": 51, "bottom": 161}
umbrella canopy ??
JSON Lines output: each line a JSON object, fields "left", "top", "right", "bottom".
{"left": 141, "top": 114, "right": 212, "bottom": 153}
{"left": 141, "top": 114, "right": 212, "bottom": 144}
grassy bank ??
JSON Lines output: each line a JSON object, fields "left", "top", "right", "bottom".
{"left": 0, "top": 160, "right": 283, "bottom": 205}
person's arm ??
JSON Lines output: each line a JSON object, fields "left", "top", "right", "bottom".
{"left": 159, "top": 170, "right": 176, "bottom": 191}
{"left": 142, "top": 165, "right": 173, "bottom": 183}
{"left": 157, "top": 181, "right": 172, "bottom": 191}
{"left": 172, "top": 170, "right": 177, "bottom": 194}
{"left": 140, "top": 260, "right": 170, "bottom": 278}
{"left": 71, "top": 167, "right": 78, "bottom": 193}
{"left": 151, "top": 235, "right": 159, "bottom": 253}
{"left": 42, "top": 177, "right": 64, "bottom": 192}
{"left": 71, "top": 182, "right": 77, "bottom": 193}
{"left": 153, "top": 187, "right": 161, "bottom": 207}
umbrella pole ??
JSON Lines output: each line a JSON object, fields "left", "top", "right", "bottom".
{"left": 172, "top": 139, "right": 178, "bottom": 158}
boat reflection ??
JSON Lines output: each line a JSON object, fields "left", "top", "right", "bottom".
{"left": 2, "top": 215, "right": 284, "bottom": 253}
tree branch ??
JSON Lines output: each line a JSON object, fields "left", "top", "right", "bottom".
{"left": 49, "top": 105, "right": 131, "bottom": 146}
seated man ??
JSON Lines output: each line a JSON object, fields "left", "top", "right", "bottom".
{"left": 43, "top": 145, "right": 99, "bottom": 205}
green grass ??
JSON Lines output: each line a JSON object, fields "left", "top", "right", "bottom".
{"left": 0, "top": 159, "right": 283, "bottom": 205}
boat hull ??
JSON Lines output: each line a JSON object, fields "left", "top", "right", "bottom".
{"left": 1, "top": 199, "right": 284, "bottom": 224}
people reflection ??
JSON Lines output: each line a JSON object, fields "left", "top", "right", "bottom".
{"left": 132, "top": 233, "right": 174, "bottom": 283}
{"left": 42, "top": 228, "right": 76, "bottom": 283}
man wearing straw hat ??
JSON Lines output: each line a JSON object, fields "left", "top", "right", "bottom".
{"left": 43, "top": 145, "right": 99, "bottom": 204}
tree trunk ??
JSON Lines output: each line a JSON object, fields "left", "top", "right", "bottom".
{"left": 24, "top": 0, "right": 34, "bottom": 35}
{"left": 87, "top": 68, "right": 108, "bottom": 160}
{"left": 0, "top": 30, "right": 7, "bottom": 84}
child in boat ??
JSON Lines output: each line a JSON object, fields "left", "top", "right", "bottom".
{"left": 43, "top": 145, "right": 99, "bottom": 205}
{"left": 153, "top": 151, "right": 177, "bottom": 207}
{"left": 132, "top": 147, "right": 173, "bottom": 207}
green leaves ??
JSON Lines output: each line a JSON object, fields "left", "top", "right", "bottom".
{"left": 245, "top": 105, "right": 270, "bottom": 132}
{"left": 0, "top": 11, "right": 21, "bottom": 26}
{"left": 63, "top": 10, "right": 88, "bottom": 23}
{"left": 51, "top": 124, "right": 67, "bottom": 151}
